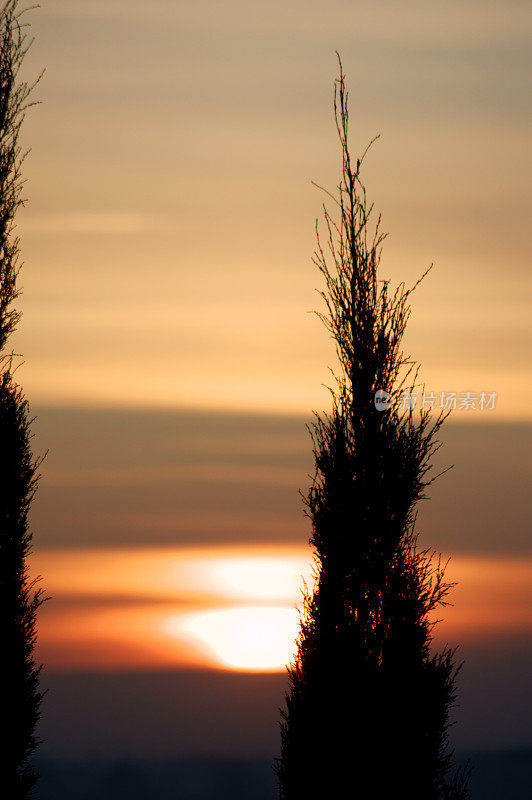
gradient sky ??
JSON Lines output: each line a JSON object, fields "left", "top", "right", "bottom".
{"left": 13, "top": 0, "right": 532, "bottom": 416}
{"left": 6, "top": 0, "right": 530, "bottom": 764}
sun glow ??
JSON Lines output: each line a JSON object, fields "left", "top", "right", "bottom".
{"left": 173, "top": 606, "right": 300, "bottom": 672}
{"left": 34, "top": 546, "right": 312, "bottom": 605}
{"left": 32, "top": 547, "right": 532, "bottom": 672}
{"left": 204, "top": 555, "right": 313, "bottom": 602}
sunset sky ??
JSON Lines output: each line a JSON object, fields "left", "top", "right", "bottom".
{"left": 7, "top": 0, "right": 531, "bottom": 768}
{"left": 15, "top": 0, "right": 531, "bottom": 416}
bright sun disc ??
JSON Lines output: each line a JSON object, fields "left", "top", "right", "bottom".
{"left": 171, "top": 605, "right": 300, "bottom": 671}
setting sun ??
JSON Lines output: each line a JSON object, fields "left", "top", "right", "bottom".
{"left": 175, "top": 606, "right": 301, "bottom": 672}
{"left": 31, "top": 546, "right": 532, "bottom": 674}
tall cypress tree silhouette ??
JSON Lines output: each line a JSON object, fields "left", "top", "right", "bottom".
{"left": 0, "top": 2, "right": 44, "bottom": 796}
{"left": 276, "top": 59, "right": 470, "bottom": 800}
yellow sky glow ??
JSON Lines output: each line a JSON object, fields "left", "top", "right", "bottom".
{"left": 11, "top": 0, "right": 531, "bottom": 420}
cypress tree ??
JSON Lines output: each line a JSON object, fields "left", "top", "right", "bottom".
{"left": 276, "top": 59, "right": 470, "bottom": 800}
{"left": 0, "top": 2, "right": 44, "bottom": 796}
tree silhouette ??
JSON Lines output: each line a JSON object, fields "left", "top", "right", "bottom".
{"left": 0, "top": 2, "right": 44, "bottom": 796}
{"left": 276, "top": 59, "right": 470, "bottom": 800}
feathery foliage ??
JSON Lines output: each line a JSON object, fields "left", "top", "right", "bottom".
{"left": 0, "top": 2, "right": 44, "bottom": 796}
{"left": 276, "top": 58, "right": 470, "bottom": 800}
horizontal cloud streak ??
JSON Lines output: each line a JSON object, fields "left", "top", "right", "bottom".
{"left": 29, "top": 408, "right": 531, "bottom": 555}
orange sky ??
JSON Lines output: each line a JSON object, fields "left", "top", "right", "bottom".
{"left": 32, "top": 545, "right": 532, "bottom": 672}
{"left": 26, "top": 408, "right": 531, "bottom": 676}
